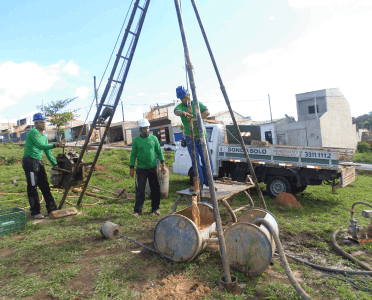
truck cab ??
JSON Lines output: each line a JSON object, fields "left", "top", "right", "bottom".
{"left": 172, "top": 123, "right": 223, "bottom": 183}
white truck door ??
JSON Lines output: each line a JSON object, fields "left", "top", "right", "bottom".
{"left": 205, "top": 126, "right": 219, "bottom": 176}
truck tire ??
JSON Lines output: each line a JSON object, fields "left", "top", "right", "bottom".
{"left": 188, "top": 168, "right": 194, "bottom": 185}
{"left": 291, "top": 184, "right": 307, "bottom": 194}
{"left": 266, "top": 176, "right": 291, "bottom": 198}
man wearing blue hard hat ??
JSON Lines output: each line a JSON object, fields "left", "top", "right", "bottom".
{"left": 22, "top": 113, "right": 66, "bottom": 219}
{"left": 174, "top": 86, "right": 214, "bottom": 191}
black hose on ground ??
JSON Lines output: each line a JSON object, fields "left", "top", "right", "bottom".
{"left": 280, "top": 252, "right": 372, "bottom": 275}
{"left": 331, "top": 229, "right": 372, "bottom": 271}
{"left": 253, "top": 219, "right": 312, "bottom": 300}
{"left": 351, "top": 202, "right": 372, "bottom": 219}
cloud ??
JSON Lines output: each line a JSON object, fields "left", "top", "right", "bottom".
{"left": 243, "top": 49, "right": 282, "bottom": 68}
{"left": 137, "top": 93, "right": 146, "bottom": 96}
{"left": 269, "top": 16, "right": 275, "bottom": 20}
{"left": 74, "top": 86, "right": 90, "bottom": 100}
{"left": 287, "top": 0, "right": 354, "bottom": 9}
{"left": 227, "top": 6, "right": 372, "bottom": 120}
{"left": 0, "top": 60, "right": 82, "bottom": 112}
{"left": 62, "top": 60, "right": 80, "bottom": 76}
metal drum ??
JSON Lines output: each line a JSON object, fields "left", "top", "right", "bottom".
{"left": 153, "top": 202, "right": 216, "bottom": 262}
{"left": 224, "top": 208, "right": 279, "bottom": 276}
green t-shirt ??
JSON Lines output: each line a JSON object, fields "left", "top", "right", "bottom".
{"left": 174, "top": 101, "right": 208, "bottom": 139}
{"left": 130, "top": 134, "right": 165, "bottom": 169}
{"left": 23, "top": 128, "right": 57, "bottom": 165}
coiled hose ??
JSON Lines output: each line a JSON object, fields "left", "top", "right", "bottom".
{"left": 282, "top": 252, "right": 372, "bottom": 275}
{"left": 253, "top": 218, "right": 312, "bottom": 300}
{"left": 331, "top": 228, "right": 372, "bottom": 271}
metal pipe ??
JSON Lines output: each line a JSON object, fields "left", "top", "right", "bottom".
{"left": 189, "top": 0, "right": 267, "bottom": 210}
{"left": 174, "top": 0, "right": 232, "bottom": 283}
{"left": 115, "top": 232, "right": 173, "bottom": 260}
{"left": 254, "top": 219, "right": 312, "bottom": 300}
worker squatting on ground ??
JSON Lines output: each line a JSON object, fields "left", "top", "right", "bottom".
{"left": 129, "top": 118, "right": 167, "bottom": 218}
{"left": 22, "top": 113, "right": 66, "bottom": 219}
{"left": 174, "top": 86, "right": 214, "bottom": 192}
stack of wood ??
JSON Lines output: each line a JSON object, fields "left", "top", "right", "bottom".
{"left": 251, "top": 140, "right": 270, "bottom": 146}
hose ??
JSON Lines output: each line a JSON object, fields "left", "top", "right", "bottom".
{"left": 331, "top": 229, "right": 372, "bottom": 271}
{"left": 253, "top": 219, "right": 312, "bottom": 300}
{"left": 280, "top": 252, "right": 372, "bottom": 275}
{"left": 351, "top": 202, "right": 372, "bottom": 219}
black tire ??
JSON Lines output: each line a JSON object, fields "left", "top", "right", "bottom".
{"left": 291, "top": 185, "right": 307, "bottom": 194}
{"left": 266, "top": 176, "right": 291, "bottom": 198}
{"left": 188, "top": 168, "right": 194, "bottom": 185}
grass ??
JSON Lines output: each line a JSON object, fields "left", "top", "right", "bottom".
{"left": 353, "top": 151, "right": 372, "bottom": 163}
{"left": 1, "top": 143, "right": 372, "bottom": 299}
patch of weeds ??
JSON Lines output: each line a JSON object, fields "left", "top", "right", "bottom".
{"left": 47, "top": 265, "right": 81, "bottom": 285}
{"left": 93, "top": 263, "right": 139, "bottom": 299}
{"left": 0, "top": 265, "right": 23, "bottom": 278}
{"left": 262, "top": 282, "right": 302, "bottom": 300}
{"left": 47, "top": 286, "right": 85, "bottom": 300}
{"left": 1, "top": 273, "right": 48, "bottom": 297}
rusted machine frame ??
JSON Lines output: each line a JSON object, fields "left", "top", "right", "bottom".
{"left": 58, "top": 0, "right": 151, "bottom": 209}
{"left": 189, "top": 0, "right": 267, "bottom": 210}
{"left": 174, "top": 0, "right": 232, "bottom": 283}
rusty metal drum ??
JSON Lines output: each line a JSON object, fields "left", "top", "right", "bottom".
{"left": 153, "top": 202, "right": 216, "bottom": 262}
{"left": 224, "top": 208, "right": 279, "bottom": 276}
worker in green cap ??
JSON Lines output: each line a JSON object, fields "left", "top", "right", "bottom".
{"left": 22, "top": 113, "right": 66, "bottom": 219}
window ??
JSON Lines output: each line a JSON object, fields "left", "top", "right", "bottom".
{"left": 308, "top": 105, "right": 319, "bottom": 114}
{"left": 205, "top": 127, "right": 213, "bottom": 142}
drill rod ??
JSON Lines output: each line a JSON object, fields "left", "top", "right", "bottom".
{"left": 174, "top": 0, "right": 232, "bottom": 283}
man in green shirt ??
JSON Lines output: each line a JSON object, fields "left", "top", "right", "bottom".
{"left": 22, "top": 113, "right": 66, "bottom": 219}
{"left": 174, "top": 86, "right": 214, "bottom": 190}
{"left": 129, "top": 118, "right": 166, "bottom": 217}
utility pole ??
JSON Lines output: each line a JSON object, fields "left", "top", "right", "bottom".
{"left": 42, "top": 99, "right": 45, "bottom": 114}
{"left": 268, "top": 94, "right": 273, "bottom": 123}
{"left": 121, "top": 100, "right": 125, "bottom": 122}
{"left": 94, "top": 76, "right": 102, "bottom": 141}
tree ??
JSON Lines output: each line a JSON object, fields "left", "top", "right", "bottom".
{"left": 357, "top": 142, "right": 371, "bottom": 153}
{"left": 37, "top": 98, "right": 79, "bottom": 141}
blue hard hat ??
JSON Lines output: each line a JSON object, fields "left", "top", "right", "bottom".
{"left": 176, "top": 86, "right": 188, "bottom": 99}
{"left": 33, "top": 112, "right": 47, "bottom": 122}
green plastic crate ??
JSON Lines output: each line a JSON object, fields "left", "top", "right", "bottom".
{"left": 0, "top": 208, "right": 27, "bottom": 237}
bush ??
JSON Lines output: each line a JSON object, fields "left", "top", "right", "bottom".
{"left": 357, "top": 142, "right": 371, "bottom": 153}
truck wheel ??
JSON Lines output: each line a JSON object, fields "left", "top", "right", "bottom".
{"left": 291, "top": 185, "right": 307, "bottom": 194}
{"left": 188, "top": 168, "right": 194, "bottom": 185}
{"left": 266, "top": 176, "right": 291, "bottom": 198}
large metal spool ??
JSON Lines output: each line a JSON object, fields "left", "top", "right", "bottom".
{"left": 153, "top": 202, "right": 216, "bottom": 262}
{"left": 224, "top": 208, "right": 279, "bottom": 276}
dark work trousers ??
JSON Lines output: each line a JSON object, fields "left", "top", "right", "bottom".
{"left": 134, "top": 167, "right": 161, "bottom": 214}
{"left": 22, "top": 156, "right": 57, "bottom": 216}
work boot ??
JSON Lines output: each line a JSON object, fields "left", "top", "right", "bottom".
{"left": 152, "top": 209, "right": 161, "bottom": 216}
{"left": 31, "top": 214, "right": 45, "bottom": 219}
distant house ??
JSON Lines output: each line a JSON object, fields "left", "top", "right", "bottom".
{"left": 207, "top": 110, "right": 245, "bottom": 125}
{"left": 274, "top": 88, "right": 357, "bottom": 149}
{"left": 143, "top": 100, "right": 183, "bottom": 144}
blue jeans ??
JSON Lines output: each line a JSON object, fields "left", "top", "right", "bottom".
{"left": 185, "top": 136, "right": 214, "bottom": 189}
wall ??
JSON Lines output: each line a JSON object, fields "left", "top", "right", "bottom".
{"left": 212, "top": 111, "right": 244, "bottom": 125}
{"left": 260, "top": 124, "right": 276, "bottom": 144}
{"left": 319, "top": 91, "right": 357, "bottom": 149}
{"left": 275, "top": 119, "right": 322, "bottom": 147}
{"left": 296, "top": 89, "right": 327, "bottom": 122}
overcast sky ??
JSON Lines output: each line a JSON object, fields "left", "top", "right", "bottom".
{"left": 1, "top": 0, "right": 371, "bottom": 124}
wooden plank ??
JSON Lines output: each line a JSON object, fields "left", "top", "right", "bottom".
{"left": 49, "top": 207, "right": 78, "bottom": 219}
